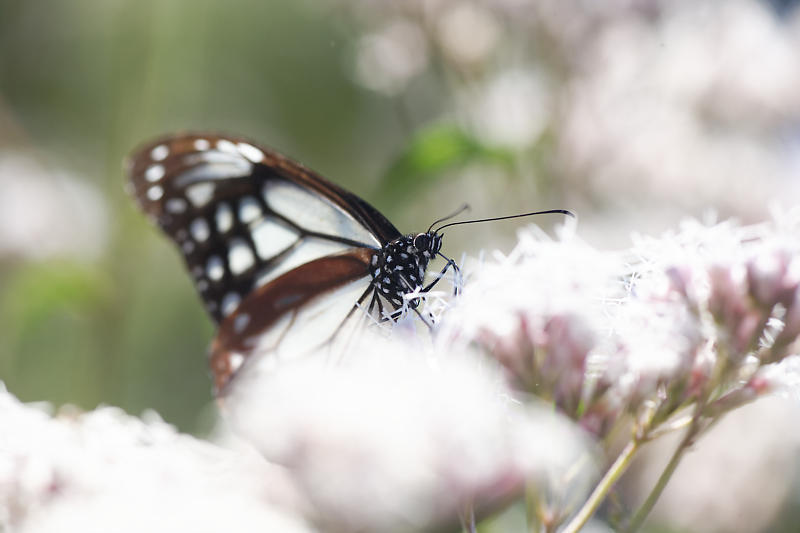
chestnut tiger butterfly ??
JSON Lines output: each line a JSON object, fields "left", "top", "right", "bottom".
{"left": 126, "top": 133, "right": 570, "bottom": 395}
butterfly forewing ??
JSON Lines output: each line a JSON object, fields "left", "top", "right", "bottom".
{"left": 126, "top": 133, "right": 402, "bottom": 323}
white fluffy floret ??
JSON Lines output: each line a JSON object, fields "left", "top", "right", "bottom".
{"left": 0, "top": 384, "right": 310, "bottom": 533}
{"left": 223, "top": 334, "right": 595, "bottom": 532}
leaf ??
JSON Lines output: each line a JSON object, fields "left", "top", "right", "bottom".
{"left": 380, "top": 124, "right": 514, "bottom": 199}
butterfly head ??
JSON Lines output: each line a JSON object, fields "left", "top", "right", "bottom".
{"left": 412, "top": 232, "right": 442, "bottom": 258}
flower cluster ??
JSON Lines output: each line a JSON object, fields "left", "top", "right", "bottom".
{"left": 0, "top": 338, "right": 594, "bottom": 533}
{"left": 4, "top": 213, "right": 800, "bottom": 533}
{"left": 442, "top": 214, "right": 800, "bottom": 444}
{"left": 0, "top": 384, "right": 310, "bottom": 533}
{"left": 222, "top": 337, "right": 595, "bottom": 533}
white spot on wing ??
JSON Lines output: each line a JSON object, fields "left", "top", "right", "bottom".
{"left": 216, "top": 203, "right": 234, "bottom": 233}
{"left": 147, "top": 185, "right": 164, "bottom": 201}
{"left": 207, "top": 256, "right": 225, "bottom": 281}
{"left": 251, "top": 218, "right": 298, "bottom": 260}
{"left": 175, "top": 152, "right": 252, "bottom": 186}
{"left": 145, "top": 164, "right": 165, "bottom": 182}
{"left": 216, "top": 139, "right": 238, "bottom": 154}
{"left": 190, "top": 218, "right": 210, "bottom": 242}
{"left": 233, "top": 314, "right": 250, "bottom": 334}
{"left": 221, "top": 292, "right": 241, "bottom": 316}
{"left": 238, "top": 142, "right": 264, "bottom": 163}
{"left": 194, "top": 138, "right": 211, "bottom": 151}
{"left": 239, "top": 197, "right": 261, "bottom": 224}
{"left": 229, "top": 352, "right": 245, "bottom": 372}
{"left": 186, "top": 182, "right": 215, "bottom": 207}
{"left": 228, "top": 238, "right": 255, "bottom": 275}
{"left": 165, "top": 198, "right": 187, "bottom": 214}
{"left": 150, "top": 145, "right": 169, "bottom": 161}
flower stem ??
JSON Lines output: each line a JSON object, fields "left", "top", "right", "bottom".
{"left": 561, "top": 439, "right": 641, "bottom": 533}
{"left": 623, "top": 421, "right": 699, "bottom": 533}
{"left": 460, "top": 502, "right": 476, "bottom": 533}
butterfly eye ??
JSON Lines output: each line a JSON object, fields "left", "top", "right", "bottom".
{"left": 413, "top": 234, "right": 430, "bottom": 251}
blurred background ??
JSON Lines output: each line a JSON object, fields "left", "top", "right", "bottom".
{"left": 1, "top": 0, "right": 800, "bottom": 531}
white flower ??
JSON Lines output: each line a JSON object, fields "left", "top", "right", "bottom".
{"left": 222, "top": 333, "right": 594, "bottom": 532}
{"left": 0, "top": 154, "right": 107, "bottom": 261}
{"left": 436, "top": 2, "right": 500, "bottom": 68}
{"left": 0, "top": 386, "right": 310, "bottom": 533}
{"left": 353, "top": 19, "right": 429, "bottom": 95}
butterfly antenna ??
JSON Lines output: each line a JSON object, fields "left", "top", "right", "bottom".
{"left": 434, "top": 209, "right": 575, "bottom": 233}
{"left": 427, "top": 204, "right": 471, "bottom": 234}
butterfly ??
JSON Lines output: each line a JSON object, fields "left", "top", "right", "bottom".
{"left": 125, "top": 133, "right": 460, "bottom": 395}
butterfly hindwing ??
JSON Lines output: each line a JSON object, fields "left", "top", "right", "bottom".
{"left": 210, "top": 248, "right": 376, "bottom": 393}
{"left": 126, "top": 133, "right": 402, "bottom": 323}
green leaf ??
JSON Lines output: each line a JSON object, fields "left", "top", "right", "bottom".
{"left": 381, "top": 124, "right": 514, "bottom": 198}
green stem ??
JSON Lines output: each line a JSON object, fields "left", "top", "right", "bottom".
{"left": 525, "top": 482, "right": 544, "bottom": 533}
{"left": 646, "top": 413, "right": 693, "bottom": 440}
{"left": 623, "top": 421, "right": 700, "bottom": 533}
{"left": 561, "top": 439, "right": 641, "bottom": 533}
{"left": 460, "top": 502, "right": 476, "bottom": 533}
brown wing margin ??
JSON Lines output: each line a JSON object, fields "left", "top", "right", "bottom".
{"left": 209, "top": 248, "right": 375, "bottom": 395}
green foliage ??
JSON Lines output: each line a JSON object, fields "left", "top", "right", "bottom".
{"left": 2, "top": 262, "right": 110, "bottom": 330}
{"left": 0, "top": 262, "right": 111, "bottom": 413}
{"left": 381, "top": 123, "right": 514, "bottom": 199}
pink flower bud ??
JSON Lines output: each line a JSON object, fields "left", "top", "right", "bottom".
{"left": 539, "top": 314, "right": 594, "bottom": 416}
{"left": 665, "top": 265, "right": 695, "bottom": 305}
{"left": 733, "top": 310, "right": 763, "bottom": 356}
{"left": 476, "top": 314, "right": 536, "bottom": 390}
{"left": 476, "top": 311, "right": 594, "bottom": 417}
{"left": 746, "top": 251, "right": 797, "bottom": 309}
{"left": 708, "top": 264, "right": 747, "bottom": 329}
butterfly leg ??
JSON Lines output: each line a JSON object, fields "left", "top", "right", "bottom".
{"left": 379, "top": 297, "right": 405, "bottom": 323}
{"left": 422, "top": 253, "right": 461, "bottom": 295}
{"left": 366, "top": 291, "right": 378, "bottom": 316}
{"left": 326, "top": 284, "right": 379, "bottom": 343}
{"left": 411, "top": 306, "right": 433, "bottom": 329}
{"left": 386, "top": 273, "right": 437, "bottom": 329}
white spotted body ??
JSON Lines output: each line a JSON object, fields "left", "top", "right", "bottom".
{"left": 370, "top": 233, "right": 442, "bottom": 310}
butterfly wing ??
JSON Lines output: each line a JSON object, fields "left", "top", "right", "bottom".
{"left": 210, "top": 248, "right": 377, "bottom": 393}
{"left": 126, "top": 133, "right": 402, "bottom": 323}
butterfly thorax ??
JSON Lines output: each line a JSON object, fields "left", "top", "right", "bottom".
{"left": 369, "top": 232, "right": 442, "bottom": 310}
